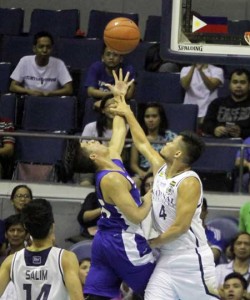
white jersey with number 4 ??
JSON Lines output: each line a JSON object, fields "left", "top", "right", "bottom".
{"left": 152, "top": 164, "right": 207, "bottom": 251}
{"left": 10, "top": 247, "right": 69, "bottom": 300}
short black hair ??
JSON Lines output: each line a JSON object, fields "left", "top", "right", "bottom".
{"left": 5, "top": 214, "right": 25, "bottom": 232}
{"left": 224, "top": 272, "right": 248, "bottom": 290}
{"left": 179, "top": 130, "right": 205, "bottom": 165}
{"left": 229, "top": 68, "right": 250, "bottom": 82}
{"left": 33, "top": 31, "right": 54, "bottom": 46}
{"left": 21, "top": 199, "right": 54, "bottom": 239}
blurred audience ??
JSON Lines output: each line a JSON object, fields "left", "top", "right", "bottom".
{"left": 10, "top": 185, "right": 33, "bottom": 214}
{"left": 202, "top": 69, "right": 250, "bottom": 139}
{"left": 216, "top": 232, "right": 250, "bottom": 293}
{"left": 130, "top": 103, "right": 176, "bottom": 187}
{"left": 234, "top": 137, "right": 250, "bottom": 193}
{"left": 10, "top": 31, "right": 73, "bottom": 96}
{"left": 180, "top": 63, "right": 224, "bottom": 125}
{"left": 220, "top": 272, "right": 248, "bottom": 300}
{"left": 77, "top": 191, "right": 101, "bottom": 239}
{"left": 84, "top": 45, "right": 135, "bottom": 110}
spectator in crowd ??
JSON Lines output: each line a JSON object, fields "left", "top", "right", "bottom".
{"left": 9, "top": 31, "right": 73, "bottom": 97}
{"left": 0, "top": 117, "right": 15, "bottom": 179}
{"left": 79, "top": 258, "right": 91, "bottom": 293}
{"left": 234, "top": 137, "right": 250, "bottom": 193}
{"left": 77, "top": 191, "right": 101, "bottom": 239}
{"left": 84, "top": 45, "right": 135, "bottom": 109}
{"left": 2, "top": 214, "right": 28, "bottom": 258}
{"left": 130, "top": 102, "right": 176, "bottom": 187}
{"left": 0, "top": 220, "right": 5, "bottom": 257}
{"left": 0, "top": 199, "right": 84, "bottom": 300}
{"left": 200, "top": 198, "right": 226, "bottom": 264}
{"left": 140, "top": 172, "right": 154, "bottom": 196}
{"left": 180, "top": 63, "right": 224, "bottom": 125}
{"left": 239, "top": 202, "right": 250, "bottom": 234}
{"left": 10, "top": 185, "right": 33, "bottom": 214}
{"left": 216, "top": 232, "right": 250, "bottom": 293}
{"left": 0, "top": 214, "right": 28, "bottom": 300}
{"left": 220, "top": 272, "right": 248, "bottom": 300}
{"left": 202, "top": 69, "right": 250, "bottom": 139}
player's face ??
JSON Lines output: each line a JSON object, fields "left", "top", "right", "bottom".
{"left": 160, "top": 136, "right": 182, "bottom": 160}
{"left": 79, "top": 259, "right": 91, "bottom": 285}
{"left": 102, "top": 47, "right": 123, "bottom": 68}
{"left": 33, "top": 37, "right": 53, "bottom": 59}
{"left": 144, "top": 107, "right": 161, "bottom": 131}
{"left": 229, "top": 73, "right": 250, "bottom": 100}
{"left": 6, "top": 224, "right": 27, "bottom": 248}
{"left": 233, "top": 234, "right": 250, "bottom": 260}
{"left": 81, "top": 140, "right": 108, "bottom": 156}
{"left": 223, "top": 278, "right": 245, "bottom": 300}
{"left": 12, "top": 187, "right": 32, "bottom": 212}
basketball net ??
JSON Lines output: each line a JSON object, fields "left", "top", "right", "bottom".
{"left": 244, "top": 32, "right": 250, "bottom": 45}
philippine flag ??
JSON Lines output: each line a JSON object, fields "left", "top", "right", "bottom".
{"left": 192, "top": 15, "right": 228, "bottom": 34}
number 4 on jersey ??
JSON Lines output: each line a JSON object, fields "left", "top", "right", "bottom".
{"left": 159, "top": 205, "right": 167, "bottom": 220}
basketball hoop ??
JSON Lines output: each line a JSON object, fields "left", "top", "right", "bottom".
{"left": 244, "top": 32, "right": 250, "bottom": 45}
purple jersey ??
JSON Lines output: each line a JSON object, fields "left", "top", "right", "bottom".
{"left": 84, "top": 159, "right": 155, "bottom": 298}
{"left": 96, "top": 159, "right": 144, "bottom": 234}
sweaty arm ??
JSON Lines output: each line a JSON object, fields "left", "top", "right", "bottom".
{"left": 149, "top": 177, "right": 201, "bottom": 247}
{"left": 101, "top": 172, "right": 152, "bottom": 224}
{"left": 62, "top": 250, "right": 84, "bottom": 300}
{"left": 120, "top": 104, "right": 164, "bottom": 175}
{"left": 0, "top": 255, "right": 12, "bottom": 296}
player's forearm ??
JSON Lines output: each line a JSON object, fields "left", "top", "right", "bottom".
{"left": 125, "top": 110, "right": 151, "bottom": 152}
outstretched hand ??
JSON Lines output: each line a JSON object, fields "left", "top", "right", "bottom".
{"left": 105, "top": 69, "right": 134, "bottom": 97}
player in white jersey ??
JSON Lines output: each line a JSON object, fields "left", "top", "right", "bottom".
{"left": 0, "top": 198, "right": 84, "bottom": 300}
{"left": 111, "top": 73, "right": 220, "bottom": 300}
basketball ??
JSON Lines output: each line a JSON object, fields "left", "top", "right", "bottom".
{"left": 104, "top": 17, "right": 140, "bottom": 54}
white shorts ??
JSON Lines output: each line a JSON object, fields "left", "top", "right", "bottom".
{"left": 145, "top": 245, "right": 220, "bottom": 300}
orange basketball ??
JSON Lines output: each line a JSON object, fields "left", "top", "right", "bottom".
{"left": 104, "top": 17, "right": 140, "bottom": 54}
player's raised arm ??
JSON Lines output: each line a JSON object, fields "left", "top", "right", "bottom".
{"left": 106, "top": 69, "right": 134, "bottom": 158}
{"left": 111, "top": 89, "right": 165, "bottom": 175}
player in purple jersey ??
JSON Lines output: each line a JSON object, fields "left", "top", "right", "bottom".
{"left": 80, "top": 70, "right": 155, "bottom": 300}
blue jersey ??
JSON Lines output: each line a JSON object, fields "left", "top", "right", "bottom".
{"left": 84, "top": 159, "right": 155, "bottom": 298}
{"left": 96, "top": 159, "right": 144, "bottom": 235}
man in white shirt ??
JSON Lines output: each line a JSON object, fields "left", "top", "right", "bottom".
{"left": 10, "top": 31, "right": 73, "bottom": 97}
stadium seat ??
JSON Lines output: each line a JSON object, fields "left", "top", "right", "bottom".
{"left": 135, "top": 71, "right": 184, "bottom": 103}
{"left": 0, "top": 93, "right": 17, "bottom": 123}
{"left": 21, "top": 96, "right": 77, "bottom": 132}
{"left": 56, "top": 38, "right": 103, "bottom": 71}
{"left": 193, "top": 137, "right": 242, "bottom": 192}
{"left": 206, "top": 216, "right": 239, "bottom": 247}
{"left": 123, "top": 41, "right": 153, "bottom": 72}
{"left": 29, "top": 9, "right": 80, "bottom": 38}
{"left": 69, "top": 239, "right": 93, "bottom": 260}
{"left": 87, "top": 10, "right": 139, "bottom": 39}
{"left": 0, "top": 35, "right": 34, "bottom": 67}
{"left": 144, "top": 15, "right": 162, "bottom": 42}
{"left": 0, "top": 63, "right": 12, "bottom": 94}
{"left": 162, "top": 103, "right": 198, "bottom": 133}
{"left": 0, "top": 8, "right": 24, "bottom": 35}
